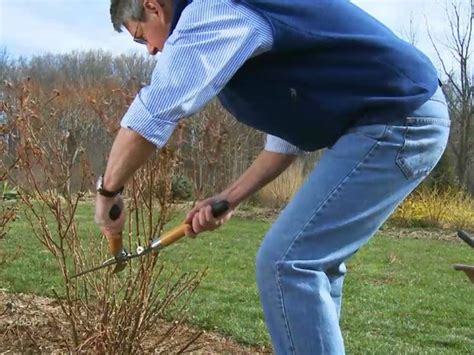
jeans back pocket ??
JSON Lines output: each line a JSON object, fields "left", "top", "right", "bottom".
{"left": 396, "top": 117, "right": 450, "bottom": 180}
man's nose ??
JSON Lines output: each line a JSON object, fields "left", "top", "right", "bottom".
{"left": 147, "top": 44, "right": 159, "bottom": 56}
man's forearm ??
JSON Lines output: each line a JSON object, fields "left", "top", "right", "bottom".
{"left": 221, "top": 150, "right": 297, "bottom": 207}
{"left": 103, "top": 130, "right": 296, "bottom": 208}
{"left": 103, "top": 128, "right": 156, "bottom": 191}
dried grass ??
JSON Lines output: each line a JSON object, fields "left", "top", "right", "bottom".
{"left": 257, "top": 160, "right": 305, "bottom": 208}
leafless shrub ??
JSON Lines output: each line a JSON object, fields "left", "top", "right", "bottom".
{"left": 1, "top": 51, "right": 269, "bottom": 198}
{"left": 1, "top": 78, "right": 206, "bottom": 353}
{"left": 0, "top": 203, "right": 18, "bottom": 267}
{"left": 0, "top": 205, "right": 16, "bottom": 241}
{"left": 0, "top": 112, "right": 18, "bottom": 265}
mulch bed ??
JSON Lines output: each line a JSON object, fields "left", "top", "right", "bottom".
{"left": 0, "top": 291, "right": 271, "bottom": 354}
{"left": 379, "top": 225, "right": 461, "bottom": 242}
{"left": 234, "top": 204, "right": 463, "bottom": 243}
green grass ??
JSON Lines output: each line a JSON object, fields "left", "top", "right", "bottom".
{"left": 1, "top": 202, "right": 473, "bottom": 353}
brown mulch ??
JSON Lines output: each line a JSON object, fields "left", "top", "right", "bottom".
{"left": 233, "top": 204, "right": 465, "bottom": 243}
{"left": 379, "top": 225, "right": 462, "bottom": 242}
{"left": 0, "top": 291, "right": 271, "bottom": 354}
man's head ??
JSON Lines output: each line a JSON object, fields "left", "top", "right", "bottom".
{"left": 110, "top": 0, "right": 173, "bottom": 55}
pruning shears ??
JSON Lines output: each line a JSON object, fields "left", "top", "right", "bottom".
{"left": 71, "top": 200, "right": 230, "bottom": 279}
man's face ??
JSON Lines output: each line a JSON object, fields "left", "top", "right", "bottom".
{"left": 125, "top": 0, "right": 171, "bottom": 55}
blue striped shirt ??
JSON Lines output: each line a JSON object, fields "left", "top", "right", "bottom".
{"left": 120, "top": 0, "right": 303, "bottom": 155}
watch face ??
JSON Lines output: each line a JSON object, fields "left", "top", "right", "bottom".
{"left": 96, "top": 175, "right": 103, "bottom": 191}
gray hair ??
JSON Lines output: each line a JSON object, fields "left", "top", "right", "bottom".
{"left": 110, "top": 0, "right": 146, "bottom": 32}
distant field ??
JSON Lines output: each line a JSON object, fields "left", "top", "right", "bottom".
{"left": 1, "top": 202, "right": 472, "bottom": 354}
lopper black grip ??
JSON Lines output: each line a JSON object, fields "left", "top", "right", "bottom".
{"left": 211, "top": 200, "right": 230, "bottom": 218}
{"left": 109, "top": 204, "right": 122, "bottom": 221}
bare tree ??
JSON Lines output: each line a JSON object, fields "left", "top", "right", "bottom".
{"left": 427, "top": 0, "right": 473, "bottom": 190}
{"left": 400, "top": 12, "right": 420, "bottom": 46}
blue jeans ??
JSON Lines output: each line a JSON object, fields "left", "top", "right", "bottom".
{"left": 256, "top": 87, "right": 450, "bottom": 354}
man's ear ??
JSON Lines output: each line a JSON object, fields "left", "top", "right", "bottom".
{"left": 143, "top": 0, "right": 168, "bottom": 20}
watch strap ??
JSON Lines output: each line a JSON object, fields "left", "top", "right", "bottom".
{"left": 97, "top": 175, "right": 124, "bottom": 197}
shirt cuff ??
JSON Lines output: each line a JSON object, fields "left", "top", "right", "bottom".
{"left": 120, "top": 94, "right": 177, "bottom": 148}
{"left": 264, "top": 135, "right": 304, "bottom": 155}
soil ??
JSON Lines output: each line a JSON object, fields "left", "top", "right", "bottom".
{"left": 379, "top": 225, "right": 461, "bottom": 242}
{"left": 0, "top": 291, "right": 271, "bottom": 354}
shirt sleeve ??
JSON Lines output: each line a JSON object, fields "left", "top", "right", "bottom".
{"left": 264, "top": 134, "right": 305, "bottom": 155}
{"left": 121, "top": 0, "right": 273, "bottom": 147}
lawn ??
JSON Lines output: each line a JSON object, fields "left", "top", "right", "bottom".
{"left": 1, "top": 202, "right": 473, "bottom": 354}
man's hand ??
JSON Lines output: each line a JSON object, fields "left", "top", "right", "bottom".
{"left": 184, "top": 196, "right": 234, "bottom": 237}
{"left": 94, "top": 194, "right": 126, "bottom": 240}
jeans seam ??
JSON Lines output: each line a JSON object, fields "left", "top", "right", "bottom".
{"left": 377, "top": 124, "right": 389, "bottom": 141}
{"left": 348, "top": 124, "right": 390, "bottom": 141}
{"left": 273, "top": 140, "right": 381, "bottom": 354}
{"left": 281, "top": 140, "right": 381, "bottom": 262}
{"left": 275, "top": 264, "right": 297, "bottom": 354}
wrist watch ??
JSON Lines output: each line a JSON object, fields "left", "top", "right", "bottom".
{"left": 96, "top": 175, "right": 124, "bottom": 197}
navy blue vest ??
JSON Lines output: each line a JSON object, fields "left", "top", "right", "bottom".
{"left": 170, "top": 0, "right": 439, "bottom": 151}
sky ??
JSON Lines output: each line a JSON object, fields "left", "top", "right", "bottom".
{"left": 0, "top": 0, "right": 471, "bottom": 74}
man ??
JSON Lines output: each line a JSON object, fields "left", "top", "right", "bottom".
{"left": 95, "top": 0, "right": 450, "bottom": 353}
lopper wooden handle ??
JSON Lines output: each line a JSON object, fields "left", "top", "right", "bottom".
{"left": 107, "top": 234, "right": 123, "bottom": 256}
{"left": 157, "top": 200, "right": 230, "bottom": 248}
{"left": 159, "top": 224, "right": 189, "bottom": 247}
